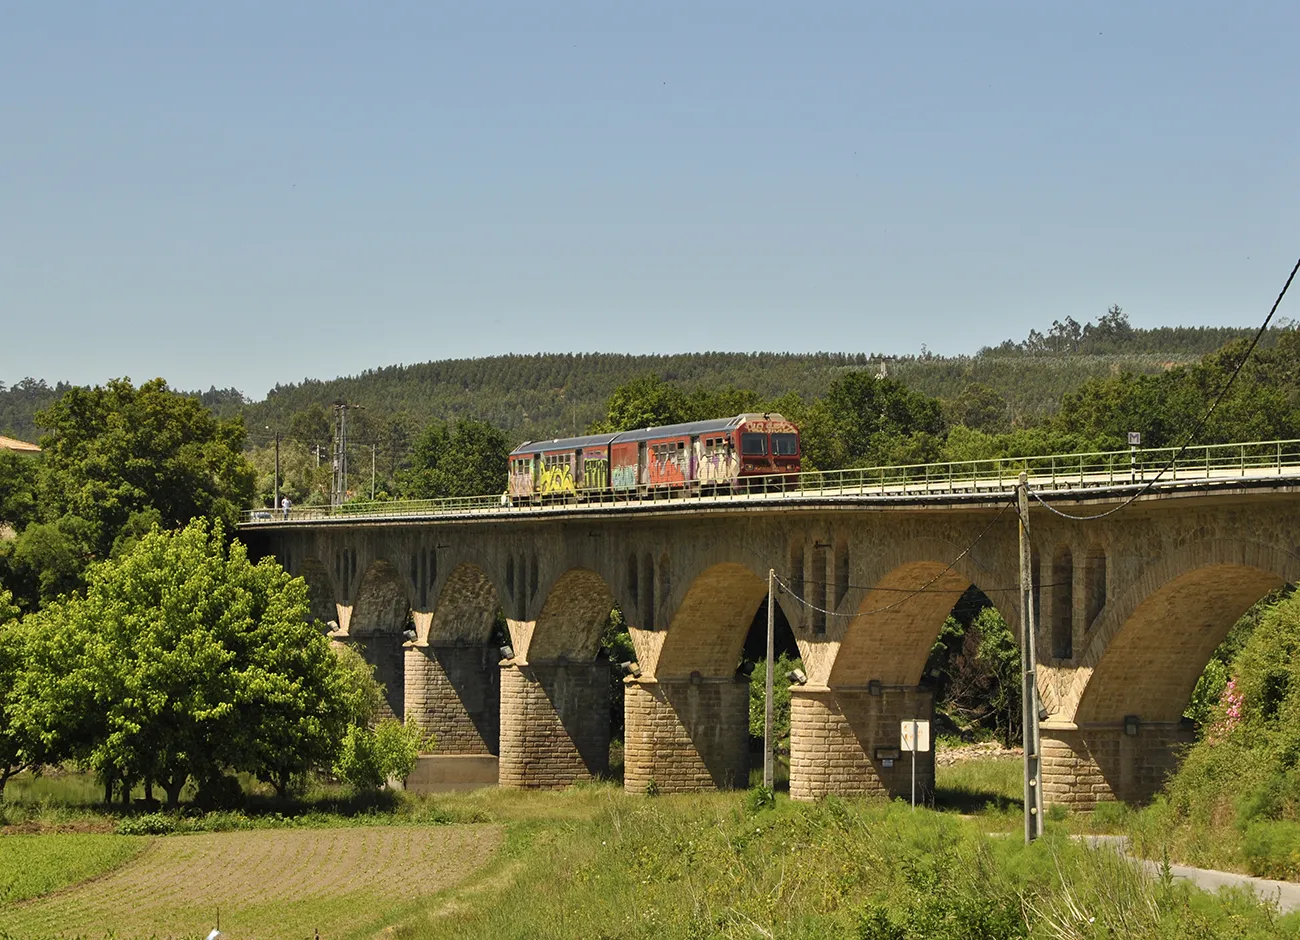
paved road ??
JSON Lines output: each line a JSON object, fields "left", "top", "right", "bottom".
{"left": 1083, "top": 835, "right": 1300, "bottom": 912}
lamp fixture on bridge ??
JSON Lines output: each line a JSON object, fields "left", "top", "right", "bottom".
{"left": 787, "top": 668, "right": 808, "bottom": 686}
{"left": 735, "top": 660, "right": 756, "bottom": 678}
{"left": 620, "top": 661, "right": 641, "bottom": 678}
{"left": 868, "top": 679, "right": 883, "bottom": 696}
{"left": 324, "top": 620, "right": 339, "bottom": 635}
{"left": 402, "top": 627, "right": 417, "bottom": 642}
{"left": 1123, "top": 715, "right": 1140, "bottom": 737}
{"left": 499, "top": 644, "right": 516, "bottom": 662}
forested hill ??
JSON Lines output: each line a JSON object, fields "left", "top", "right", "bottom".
{"left": 0, "top": 315, "right": 1285, "bottom": 443}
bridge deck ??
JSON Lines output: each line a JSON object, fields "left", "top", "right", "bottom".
{"left": 241, "top": 439, "right": 1300, "bottom": 528}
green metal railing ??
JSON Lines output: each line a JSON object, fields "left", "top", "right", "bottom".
{"left": 241, "top": 438, "right": 1300, "bottom": 525}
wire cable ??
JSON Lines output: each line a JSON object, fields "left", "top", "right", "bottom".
{"left": 776, "top": 499, "right": 1016, "bottom": 618}
{"left": 1030, "top": 253, "right": 1300, "bottom": 522}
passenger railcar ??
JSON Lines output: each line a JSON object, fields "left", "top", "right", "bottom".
{"left": 507, "top": 413, "right": 799, "bottom": 504}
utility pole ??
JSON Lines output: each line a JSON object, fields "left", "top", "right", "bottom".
{"left": 371, "top": 444, "right": 377, "bottom": 500}
{"left": 273, "top": 431, "right": 280, "bottom": 510}
{"left": 763, "top": 568, "right": 776, "bottom": 790}
{"left": 1017, "top": 472, "right": 1045, "bottom": 842}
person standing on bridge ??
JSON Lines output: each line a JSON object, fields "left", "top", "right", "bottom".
{"left": 281, "top": 495, "right": 291, "bottom": 519}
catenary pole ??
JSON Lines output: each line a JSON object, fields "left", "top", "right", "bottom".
{"left": 1018, "top": 472, "right": 1044, "bottom": 842}
{"left": 273, "top": 431, "right": 280, "bottom": 511}
{"left": 764, "top": 568, "right": 775, "bottom": 790}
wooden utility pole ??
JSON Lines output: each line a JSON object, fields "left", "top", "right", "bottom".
{"left": 1018, "top": 472, "right": 1045, "bottom": 841}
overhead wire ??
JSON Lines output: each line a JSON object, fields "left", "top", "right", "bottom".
{"left": 775, "top": 498, "right": 1017, "bottom": 619}
{"left": 1030, "top": 253, "right": 1300, "bottom": 523}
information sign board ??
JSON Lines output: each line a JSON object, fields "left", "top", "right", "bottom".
{"left": 900, "top": 719, "right": 930, "bottom": 753}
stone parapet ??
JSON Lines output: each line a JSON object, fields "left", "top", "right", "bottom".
{"left": 499, "top": 660, "right": 610, "bottom": 788}
{"left": 403, "top": 644, "right": 500, "bottom": 755}
{"left": 789, "top": 686, "right": 934, "bottom": 802}
{"left": 623, "top": 676, "right": 749, "bottom": 794}
{"left": 1041, "top": 722, "right": 1195, "bottom": 811}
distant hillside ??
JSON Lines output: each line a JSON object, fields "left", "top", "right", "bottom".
{"left": 2, "top": 315, "right": 1285, "bottom": 444}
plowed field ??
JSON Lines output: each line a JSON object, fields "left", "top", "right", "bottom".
{"left": 2, "top": 824, "right": 501, "bottom": 939}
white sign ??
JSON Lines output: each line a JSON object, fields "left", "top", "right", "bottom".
{"left": 1128, "top": 431, "right": 1142, "bottom": 446}
{"left": 900, "top": 719, "right": 930, "bottom": 752}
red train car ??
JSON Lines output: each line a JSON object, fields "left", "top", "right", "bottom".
{"left": 508, "top": 413, "right": 799, "bottom": 503}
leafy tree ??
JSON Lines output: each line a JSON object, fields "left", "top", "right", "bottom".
{"left": 33, "top": 377, "right": 256, "bottom": 573}
{"left": 811, "top": 372, "right": 944, "bottom": 469}
{"left": 399, "top": 418, "right": 510, "bottom": 499}
{"left": 748, "top": 652, "right": 801, "bottom": 744}
{"left": 0, "top": 588, "right": 36, "bottom": 798}
{"left": 13, "top": 520, "right": 366, "bottom": 804}
{"left": 946, "top": 383, "right": 1009, "bottom": 433}
{"left": 926, "top": 605, "right": 1021, "bottom": 745}
{"left": 0, "top": 451, "right": 40, "bottom": 531}
{"left": 334, "top": 719, "right": 427, "bottom": 790}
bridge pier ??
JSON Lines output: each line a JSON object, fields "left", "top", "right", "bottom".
{"left": 403, "top": 643, "right": 500, "bottom": 754}
{"left": 622, "top": 676, "right": 750, "bottom": 793}
{"left": 789, "top": 686, "right": 935, "bottom": 801}
{"left": 498, "top": 660, "right": 610, "bottom": 788}
{"left": 1041, "top": 722, "right": 1195, "bottom": 811}
{"left": 348, "top": 634, "right": 406, "bottom": 720}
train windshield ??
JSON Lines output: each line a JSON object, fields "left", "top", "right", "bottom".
{"left": 772, "top": 433, "right": 798, "bottom": 456}
{"left": 741, "top": 433, "right": 768, "bottom": 456}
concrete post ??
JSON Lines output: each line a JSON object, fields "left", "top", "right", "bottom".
{"left": 1040, "top": 721, "right": 1195, "bottom": 811}
{"left": 622, "top": 675, "right": 750, "bottom": 794}
{"left": 498, "top": 660, "right": 611, "bottom": 788}
{"left": 788, "top": 686, "right": 935, "bottom": 802}
{"left": 403, "top": 643, "right": 500, "bottom": 754}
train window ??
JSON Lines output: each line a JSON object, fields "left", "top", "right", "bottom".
{"left": 741, "top": 433, "right": 768, "bottom": 456}
{"left": 773, "top": 434, "right": 798, "bottom": 456}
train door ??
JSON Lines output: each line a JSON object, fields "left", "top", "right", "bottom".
{"left": 638, "top": 441, "right": 648, "bottom": 492}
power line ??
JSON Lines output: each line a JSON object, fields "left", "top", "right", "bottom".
{"left": 1031, "top": 253, "right": 1300, "bottom": 523}
{"left": 776, "top": 499, "right": 1017, "bottom": 619}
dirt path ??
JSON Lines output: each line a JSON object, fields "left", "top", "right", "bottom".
{"left": 5, "top": 824, "right": 502, "bottom": 939}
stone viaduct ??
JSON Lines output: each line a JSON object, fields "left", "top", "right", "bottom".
{"left": 240, "top": 479, "right": 1300, "bottom": 810}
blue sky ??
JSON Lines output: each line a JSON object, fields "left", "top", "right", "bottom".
{"left": 3, "top": 2, "right": 1297, "bottom": 398}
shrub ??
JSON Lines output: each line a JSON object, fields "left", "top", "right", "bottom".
{"left": 116, "top": 812, "right": 177, "bottom": 836}
{"left": 335, "top": 719, "right": 430, "bottom": 791}
{"left": 1241, "top": 819, "right": 1300, "bottom": 880}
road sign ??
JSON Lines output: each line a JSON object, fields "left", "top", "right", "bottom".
{"left": 1128, "top": 431, "right": 1142, "bottom": 446}
{"left": 900, "top": 719, "right": 930, "bottom": 752}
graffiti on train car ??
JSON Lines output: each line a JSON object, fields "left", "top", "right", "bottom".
{"left": 583, "top": 456, "right": 609, "bottom": 490}
{"left": 611, "top": 443, "right": 638, "bottom": 490}
{"left": 647, "top": 440, "right": 689, "bottom": 486}
{"left": 508, "top": 458, "right": 535, "bottom": 499}
{"left": 538, "top": 455, "right": 577, "bottom": 495}
{"left": 696, "top": 435, "right": 738, "bottom": 484}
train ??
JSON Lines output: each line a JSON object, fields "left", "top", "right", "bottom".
{"left": 507, "top": 413, "right": 800, "bottom": 503}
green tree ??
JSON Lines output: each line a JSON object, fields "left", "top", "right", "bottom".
{"left": 13, "top": 520, "right": 366, "bottom": 804}
{"left": 399, "top": 418, "right": 510, "bottom": 499}
{"left": 813, "top": 372, "right": 945, "bottom": 469}
{"left": 334, "top": 718, "right": 427, "bottom": 791}
{"left": 32, "top": 378, "right": 256, "bottom": 583}
{"left": 0, "top": 588, "right": 35, "bottom": 798}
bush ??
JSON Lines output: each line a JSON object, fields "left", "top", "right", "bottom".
{"left": 335, "top": 720, "right": 429, "bottom": 791}
{"left": 1242, "top": 819, "right": 1300, "bottom": 880}
{"left": 193, "top": 773, "right": 245, "bottom": 811}
{"left": 116, "top": 812, "right": 177, "bottom": 836}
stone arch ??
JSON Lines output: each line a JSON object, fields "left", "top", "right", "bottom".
{"left": 350, "top": 559, "right": 410, "bottom": 635}
{"left": 298, "top": 556, "right": 337, "bottom": 627}
{"left": 655, "top": 562, "right": 769, "bottom": 678}
{"left": 427, "top": 563, "right": 503, "bottom": 646}
{"left": 1082, "top": 544, "right": 1107, "bottom": 633}
{"left": 828, "top": 548, "right": 1008, "bottom": 689}
{"left": 348, "top": 558, "right": 411, "bottom": 719}
{"left": 1068, "top": 540, "right": 1300, "bottom": 725}
{"left": 528, "top": 567, "right": 616, "bottom": 662}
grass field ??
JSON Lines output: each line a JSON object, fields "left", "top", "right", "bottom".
{"left": 3, "top": 760, "right": 1296, "bottom": 939}
{"left": 0, "top": 835, "right": 144, "bottom": 906}
{"left": 2, "top": 825, "right": 502, "bottom": 938}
